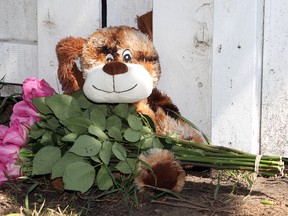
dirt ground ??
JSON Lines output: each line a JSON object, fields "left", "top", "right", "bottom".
{"left": 1, "top": 167, "right": 287, "bottom": 216}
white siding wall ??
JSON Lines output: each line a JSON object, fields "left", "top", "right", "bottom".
{"left": 0, "top": 0, "right": 287, "bottom": 156}
{"left": 154, "top": 0, "right": 213, "bottom": 137}
{"left": 211, "top": 0, "right": 264, "bottom": 154}
{"left": 107, "top": 0, "right": 152, "bottom": 27}
{"left": 261, "top": 0, "right": 288, "bottom": 156}
{"left": 37, "top": 0, "right": 101, "bottom": 92}
{"left": 0, "top": 0, "right": 37, "bottom": 85}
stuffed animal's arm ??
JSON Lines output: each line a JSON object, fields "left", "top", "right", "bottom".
{"left": 136, "top": 88, "right": 206, "bottom": 144}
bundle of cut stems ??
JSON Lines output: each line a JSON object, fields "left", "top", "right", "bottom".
{"left": 153, "top": 111, "right": 285, "bottom": 177}
{"left": 159, "top": 136, "right": 284, "bottom": 177}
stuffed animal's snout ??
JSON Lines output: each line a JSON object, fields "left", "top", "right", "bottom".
{"left": 103, "top": 62, "right": 128, "bottom": 76}
{"left": 83, "top": 63, "right": 153, "bottom": 103}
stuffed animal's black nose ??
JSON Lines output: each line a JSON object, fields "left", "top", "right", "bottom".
{"left": 102, "top": 62, "right": 128, "bottom": 75}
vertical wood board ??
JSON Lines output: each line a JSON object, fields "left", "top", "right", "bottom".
{"left": 107, "top": 0, "right": 152, "bottom": 27}
{"left": 261, "top": 0, "right": 288, "bottom": 156}
{"left": 0, "top": 0, "right": 37, "bottom": 42}
{"left": 0, "top": 42, "right": 38, "bottom": 85}
{"left": 211, "top": 0, "right": 264, "bottom": 153}
{"left": 37, "top": 0, "right": 101, "bottom": 91}
{"left": 153, "top": 0, "right": 213, "bottom": 136}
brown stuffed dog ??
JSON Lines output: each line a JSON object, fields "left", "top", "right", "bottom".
{"left": 56, "top": 26, "right": 206, "bottom": 192}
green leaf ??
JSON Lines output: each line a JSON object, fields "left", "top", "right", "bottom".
{"left": 51, "top": 152, "right": 85, "bottom": 179}
{"left": 115, "top": 158, "right": 137, "bottom": 174}
{"left": 61, "top": 116, "right": 91, "bottom": 134}
{"left": 153, "top": 138, "right": 164, "bottom": 149}
{"left": 90, "top": 155, "right": 101, "bottom": 163}
{"left": 46, "top": 94, "right": 81, "bottom": 120}
{"left": 29, "top": 124, "right": 45, "bottom": 139}
{"left": 112, "top": 103, "right": 129, "bottom": 118}
{"left": 112, "top": 142, "right": 127, "bottom": 161}
{"left": 99, "top": 141, "right": 112, "bottom": 165}
{"left": 47, "top": 116, "right": 61, "bottom": 129}
{"left": 32, "top": 97, "right": 52, "bottom": 115}
{"left": 51, "top": 132, "right": 60, "bottom": 145}
{"left": 108, "top": 127, "right": 122, "bottom": 141}
{"left": 106, "top": 115, "right": 122, "bottom": 130}
{"left": 89, "top": 104, "right": 108, "bottom": 117}
{"left": 129, "top": 105, "right": 137, "bottom": 114}
{"left": 72, "top": 90, "right": 94, "bottom": 109}
{"left": 141, "top": 126, "right": 152, "bottom": 134}
{"left": 40, "top": 131, "right": 54, "bottom": 145}
{"left": 127, "top": 114, "right": 143, "bottom": 130}
{"left": 69, "top": 135, "right": 102, "bottom": 156}
{"left": 139, "top": 137, "right": 154, "bottom": 149}
{"left": 123, "top": 128, "right": 141, "bottom": 142}
{"left": 70, "top": 90, "right": 82, "bottom": 98}
{"left": 63, "top": 161, "right": 95, "bottom": 193}
{"left": 61, "top": 133, "right": 78, "bottom": 142}
{"left": 83, "top": 109, "right": 90, "bottom": 118}
{"left": 32, "top": 146, "right": 61, "bottom": 175}
{"left": 96, "top": 165, "right": 113, "bottom": 190}
{"left": 88, "top": 125, "right": 109, "bottom": 140}
{"left": 90, "top": 108, "right": 106, "bottom": 131}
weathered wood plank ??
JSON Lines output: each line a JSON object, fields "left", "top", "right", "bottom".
{"left": 107, "top": 0, "right": 152, "bottom": 27}
{"left": 0, "top": 0, "right": 37, "bottom": 42}
{"left": 37, "top": 0, "right": 101, "bottom": 91}
{"left": 0, "top": 41, "right": 37, "bottom": 85}
{"left": 211, "top": 0, "right": 264, "bottom": 153}
{"left": 261, "top": 0, "right": 288, "bottom": 157}
{"left": 153, "top": 0, "right": 213, "bottom": 136}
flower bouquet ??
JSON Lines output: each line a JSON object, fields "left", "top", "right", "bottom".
{"left": 0, "top": 78, "right": 285, "bottom": 193}
{"left": 0, "top": 78, "right": 56, "bottom": 185}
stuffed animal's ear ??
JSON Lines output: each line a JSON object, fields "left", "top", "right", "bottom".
{"left": 137, "top": 11, "right": 153, "bottom": 40}
{"left": 56, "top": 37, "right": 87, "bottom": 94}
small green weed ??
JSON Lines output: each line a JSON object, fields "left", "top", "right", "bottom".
{"left": 213, "top": 170, "right": 257, "bottom": 201}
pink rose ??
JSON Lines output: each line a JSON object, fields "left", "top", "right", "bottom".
{"left": 6, "top": 163, "right": 21, "bottom": 178}
{"left": 2, "top": 119, "right": 28, "bottom": 147}
{"left": 10, "top": 101, "right": 41, "bottom": 128}
{"left": 0, "top": 143, "right": 20, "bottom": 163}
{"left": 0, "top": 162, "right": 21, "bottom": 185}
{"left": 22, "top": 78, "right": 56, "bottom": 103}
{"left": 0, "top": 162, "right": 7, "bottom": 184}
{"left": 0, "top": 125, "right": 9, "bottom": 140}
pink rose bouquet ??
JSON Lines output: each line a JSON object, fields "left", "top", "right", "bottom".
{"left": 0, "top": 78, "right": 56, "bottom": 185}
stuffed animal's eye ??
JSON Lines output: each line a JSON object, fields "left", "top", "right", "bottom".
{"left": 106, "top": 54, "right": 114, "bottom": 62}
{"left": 122, "top": 49, "right": 132, "bottom": 62}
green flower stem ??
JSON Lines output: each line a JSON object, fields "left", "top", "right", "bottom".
{"left": 181, "top": 162, "right": 279, "bottom": 176}
{"left": 178, "top": 157, "right": 282, "bottom": 176}
{"left": 155, "top": 135, "right": 284, "bottom": 176}
{"left": 177, "top": 155, "right": 279, "bottom": 167}
{"left": 175, "top": 152, "right": 283, "bottom": 166}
